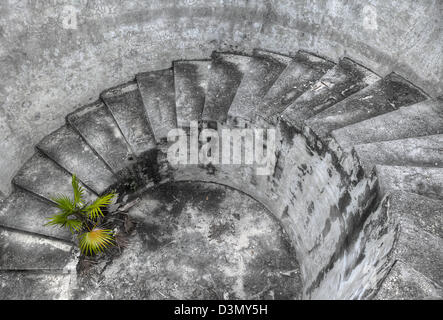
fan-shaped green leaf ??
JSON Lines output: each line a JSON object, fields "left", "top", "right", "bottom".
{"left": 51, "top": 195, "right": 75, "bottom": 215}
{"left": 84, "top": 193, "right": 116, "bottom": 219}
{"left": 71, "top": 174, "right": 84, "bottom": 206}
{"left": 45, "top": 213, "right": 83, "bottom": 234}
{"left": 78, "top": 228, "right": 114, "bottom": 255}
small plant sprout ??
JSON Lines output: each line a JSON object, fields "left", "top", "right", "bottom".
{"left": 46, "top": 174, "right": 117, "bottom": 256}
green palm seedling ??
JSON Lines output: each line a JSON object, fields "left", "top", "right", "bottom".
{"left": 46, "top": 174, "right": 117, "bottom": 256}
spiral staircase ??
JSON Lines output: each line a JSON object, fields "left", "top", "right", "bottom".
{"left": 0, "top": 49, "right": 441, "bottom": 300}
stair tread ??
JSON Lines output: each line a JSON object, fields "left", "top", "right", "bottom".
{"left": 388, "top": 195, "right": 443, "bottom": 286}
{"left": 13, "top": 152, "right": 96, "bottom": 204}
{"left": 306, "top": 73, "right": 429, "bottom": 138}
{"left": 37, "top": 125, "right": 117, "bottom": 194}
{"left": 173, "top": 60, "right": 211, "bottom": 127}
{"left": 375, "top": 260, "right": 442, "bottom": 300}
{"left": 101, "top": 81, "right": 156, "bottom": 155}
{"left": 0, "top": 271, "right": 72, "bottom": 299}
{"left": 282, "top": 58, "right": 380, "bottom": 128}
{"left": 332, "top": 98, "right": 443, "bottom": 150}
{"left": 67, "top": 100, "right": 134, "bottom": 173}
{"left": 202, "top": 52, "right": 252, "bottom": 123}
{"left": 257, "top": 51, "right": 335, "bottom": 121}
{"left": 376, "top": 165, "right": 443, "bottom": 200}
{"left": 227, "top": 51, "right": 292, "bottom": 122}
{"left": 0, "top": 227, "right": 73, "bottom": 270}
{"left": 253, "top": 48, "right": 294, "bottom": 65}
{"left": 389, "top": 191, "right": 442, "bottom": 239}
{"left": 355, "top": 134, "right": 443, "bottom": 172}
{"left": 0, "top": 190, "right": 71, "bottom": 241}
{"left": 137, "top": 68, "right": 177, "bottom": 141}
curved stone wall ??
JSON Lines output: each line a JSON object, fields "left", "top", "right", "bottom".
{"left": 0, "top": 0, "right": 441, "bottom": 197}
{"left": 144, "top": 120, "right": 387, "bottom": 299}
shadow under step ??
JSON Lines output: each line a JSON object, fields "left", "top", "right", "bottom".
{"left": 37, "top": 124, "right": 118, "bottom": 195}
{"left": 0, "top": 227, "right": 73, "bottom": 270}
{"left": 355, "top": 134, "right": 443, "bottom": 173}
{"left": 136, "top": 68, "right": 177, "bottom": 141}
{"left": 376, "top": 165, "right": 443, "bottom": 200}
{"left": 306, "top": 73, "right": 429, "bottom": 139}
{"left": 256, "top": 50, "right": 335, "bottom": 122}
{"left": 0, "top": 190, "right": 72, "bottom": 242}
{"left": 281, "top": 57, "right": 380, "bottom": 128}
{"left": 227, "top": 49, "right": 293, "bottom": 124}
{"left": 101, "top": 81, "right": 157, "bottom": 156}
{"left": 173, "top": 59, "right": 211, "bottom": 127}
{"left": 202, "top": 51, "right": 252, "bottom": 123}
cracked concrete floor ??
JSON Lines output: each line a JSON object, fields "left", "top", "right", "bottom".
{"left": 75, "top": 182, "right": 302, "bottom": 300}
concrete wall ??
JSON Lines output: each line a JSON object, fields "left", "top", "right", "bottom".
{"left": 159, "top": 121, "right": 389, "bottom": 298}
{"left": 0, "top": 0, "right": 441, "bottom": 197}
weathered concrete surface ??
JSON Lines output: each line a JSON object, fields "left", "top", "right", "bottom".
{"left": 375, "top": 261, "right": 443, "bottom": 300}
{"left": 67, "top": 101, "right": 135, "bottom": 174}
{"left": 332, "top": 98, "right": 443, "bottom": 151}
{"left": 306, "top": 73, "right": 428, "bottom": 139}
{"left": 166, "top": 119, "right": 379, "bottom": 298}
{"left": 173, "top": 59, "right": 211, "bottom": 127}
{"left": 354, "top": 135, "right": 443, "bottom": 173}
{"left": 0, "top": 227, "right": 74, "bottom": 270}
{"left": 136, "top": 69, "right": 177, "bottom": 141}
{"left": 101, "top": 81, "right": 156, "bottom": 155}
{"left": 75, "top": 182, "right": 302, "bottom": 300}
{"left": 0, "top": 0, "right": 442, "bottom": 197}
{"left": 227, "top": 51, "right": 291, "bottom": 123}
{"left": 0, "top": 271, "right": 74, "bottom": 300}
{"left": 12, "top": 152, "right": 96, "bottom": 204}
{"left": 0, "top": 190, "right": 72, "bottom": 241}
{"left": 376, "top": 165, "right": 443, "bottom": 200}
{"left": 282, "top": 58, "right": 380, "bottom": 128}
{"left": 257, "top": 51, "right": 334, "bottom": 122}
{"left": 37, "top": 124, "right": 118, "bottom": 194}
{"left": 202, "top": 52, "right": 252, "bottom": 123}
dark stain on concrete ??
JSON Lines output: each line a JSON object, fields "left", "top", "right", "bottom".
{"left": 76, "top": 182, "right": 302, "bottom": 300}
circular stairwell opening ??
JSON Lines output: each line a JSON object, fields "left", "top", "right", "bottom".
{"left": 71, "top": 120, "right": 387, "bottom": 300}
{"left": 75, "top": 182, "right": 302, "bottom": 300}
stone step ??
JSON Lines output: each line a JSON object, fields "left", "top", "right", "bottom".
{"left": 375, "top": 261, "right": 442, "bottom": 300}
{"left": 136, "top": 68, "right": 177, "bottom": 141}
{"left": 310, "top": 190, "right": 443, "bottom": 299}
{"left": 355, "top": 134, "right": 443, "bottom": 173}
{"left": 101, "top": 81, "right": 156, "bottom": 156}
{"left": 201, "top": 51, "right": 252, "bottom": 123}
{"left": 281, "top": 58, "right": 380, "bottom": 128}
{"left": 0, "top": 227, "right": 73, "bottom": 270}
{"left": 385, "top": 192, "right": 443, "bottom": 288}
{"left": 0, "top": 271, "right": 73, "bottom": 299}
{"left": 0, "top": 190, "right": 72, "bottom": 242}
{"left": 256, "top": 51, "right": 335, "bottom": 122}
{"left": 306, "top": 73, "right": 429, "bottom": 139}
{"left": 12, "top": 152, "right": 96, "bottom": 204}
{"left": 331, "top": 98, "right": 443, "bottom": 151}
{"left": 37, "top": 124, "right": 118, "bottom": 195}
{"left": 67, "top": 100, "right": 135, "bottom": 174}
{"left": 173, "top": 59, "right": 211, "bottom": 127}
{"left": 376, "top": 165, "right": 443, "bottom": 200}
{"left": 227, "top": 50, "right": 293, "bottom": 124}
{"left": 388, "top": 191, "right": 442, "bottom": 239}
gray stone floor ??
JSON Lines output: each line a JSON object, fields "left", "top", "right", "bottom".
{"left": 75, "top": 182, "right": 302, "bottom": 300}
